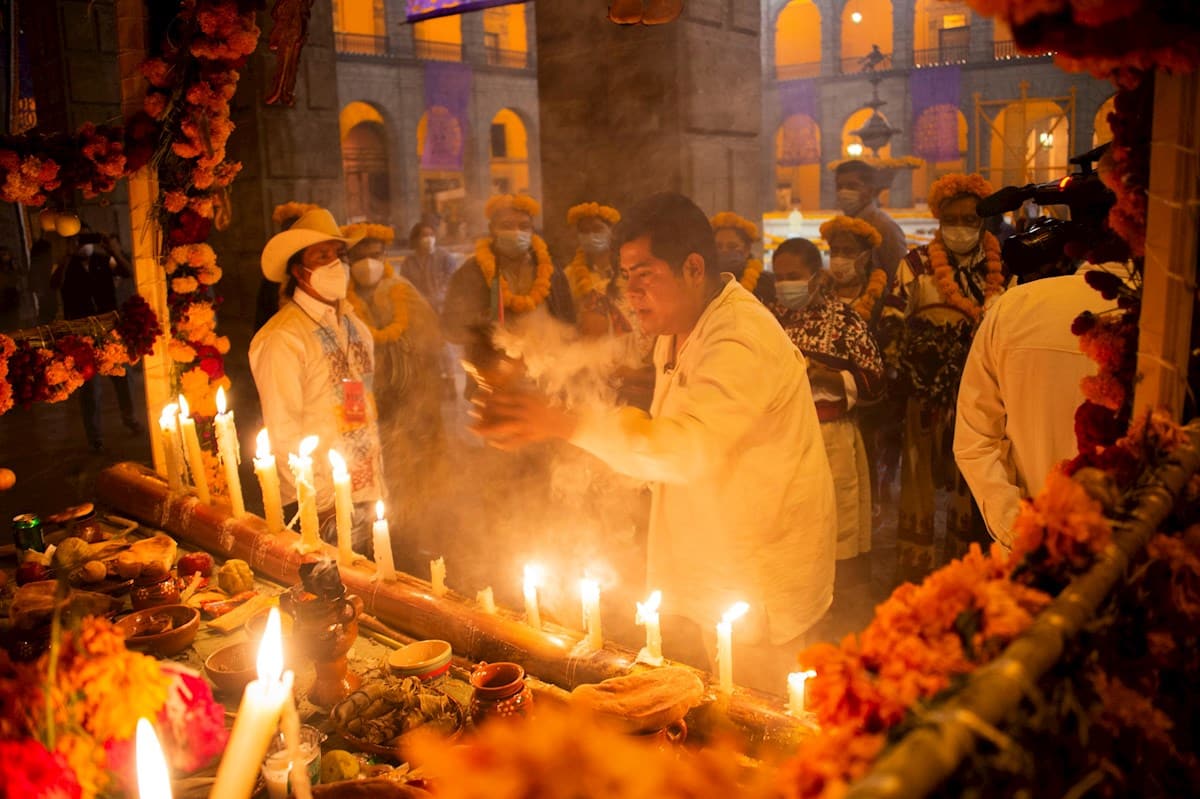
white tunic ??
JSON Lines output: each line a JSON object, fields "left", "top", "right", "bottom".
{"left": 953, "top": 263, "right": 1125, "bottom": 544}
{"left": 572, "top": 277, "right": 837, "bottom": 645}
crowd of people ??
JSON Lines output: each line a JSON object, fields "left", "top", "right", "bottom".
{"left": 241, "top": 159, "right": 1115, "bottom": 692}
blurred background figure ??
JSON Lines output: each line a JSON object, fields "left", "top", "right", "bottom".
{"left": 711, "top": 211, "right": 775, "bottom": 304}
{"left": 401, "top": 220, "right": 457, "bottom": 314}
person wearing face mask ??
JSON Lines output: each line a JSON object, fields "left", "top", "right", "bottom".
{"left": 834, "top": 160, "right": 909, "bottom": 284}
{"left": 891, "top": 173, "right": 1013, "bottom": 584}
{"left": 250, "top": 207, "right": 384, "bottom": 556}
{"left": 441, "top": 194, "right": 574, "bottom": 348}
{"left": 710, "top": 212, "right": 775, "bottom": 305}
{"left": 400, "top": 222, "right": 457, "bottom": 313}
{"left": 768, "top": 237, "right": 822, "bottom": 317}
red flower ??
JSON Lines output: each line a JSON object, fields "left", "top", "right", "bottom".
{"left": 194, "top": 344, "right": 225, "bottom": 381}
{"left": 167, "top": 209, "right": 213, "bottom": 246}
{"left": 0, "top": 739, "right": 82, "bottom": 799}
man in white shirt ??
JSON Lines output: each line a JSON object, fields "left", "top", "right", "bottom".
{"left": 250, "top": 208, "right": 384, "bottom": 554}
{"left": 475, "top": 192, "right": 837, "bottom": 694}
{"left": 954, "top": 261, "right": 1128, "bottom": 545}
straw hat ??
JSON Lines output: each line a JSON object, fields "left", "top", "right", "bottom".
{"left": 260, "top": 208, "right": 364, "bottom": 282}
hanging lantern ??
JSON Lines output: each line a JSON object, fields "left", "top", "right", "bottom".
{"left": 55, "top": 213, "right": 82, "bottom": 237}
{"left": 38, "top": 208, "right": 58, "bottom": 232}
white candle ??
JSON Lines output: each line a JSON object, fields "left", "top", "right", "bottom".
{"left": 431, "top": 557, "right": 447, "bottom": 597}
{"left": 288, "top": 436, "right": 321, "bottom": 553}
{"left": 636, "top": 590, "right": 663, "bottom": 666}
{"left": 277, "top": 687, "right": 312, "bottom": 799}
{"left": 476, "top": 586, "right": 496, "bottom": 614}
{"left": 716, "top": 601, "right": 749, "bottom": 695}
{"left": 372, "top": 501, "right": 395, "bottom": 581}
{"left": 580, "top": 577, "right": 602, "bottom": 652}
{"left": 214, "top": 387, "right": 245, "bottom": 517}
{"left": 178, "top": 395, "right": 211, "bottom": 504}
{"left": 209, "top": 608, "right": 294, "bottom": 799}
{"left": 328, "top": 449, "right": 354, "bottom": 565}
{"left": 136, "top": 717, "right": 173, "bottom": 799}
{"left": 158, "top": 403, "right": 184, "bottom": 494}
{"left": 254, "top": 430, "right": 285, "bottom": 535}
{"left": 788, "top": 669, "right": 817, "bottom": 716}
{"left": 523, "top": 563, "right": 544, "bottom": 629}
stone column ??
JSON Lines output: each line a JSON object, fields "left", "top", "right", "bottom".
{"left": 209, "top": 0, "right": 346, "bottom": 324}
{"left": 385, "top": 0, "right": 415, "bottom": 57}
{"left": 533, "top": 1, "right": 763, "bottom": 258}
{"left": 968, "top": 14, "right": 994, "bottom": 63}
{"left": 890, "top": 0, "right": 914, "bottom": 71}
{"left": 461, "top": 7, "right": 485, "bottom": 65}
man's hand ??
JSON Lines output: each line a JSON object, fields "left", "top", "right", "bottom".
{"left": 471, "top": 389, "right": 578, "bottom": 450}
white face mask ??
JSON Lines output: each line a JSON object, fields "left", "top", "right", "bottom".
{"left": 350, "top": 257, "right": 384, "bottom": 288}
{"left": 829, "top": 253, "right": 867, "bottom": 285}
{"left": 941, "top": 225, "right": 981, "bottom": 255}
{"left": 775, "top": 279, "right": 810, "bottom": 311}
{"left": 308, "top": 258, "right": 349, "bottom": 300}
{"left": 836, "top": 189, "right": 867, "bottom": 215}
{"left": 579, "top": 232, "right": 611, "bottom": 256}
{"left": 493, "top": 230, "right": 532, "bottom": 258}
{"left": 419, "top": 235, "right": 436, "bottom": 254}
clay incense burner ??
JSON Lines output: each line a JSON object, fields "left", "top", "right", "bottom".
{"left": 282, "top": 560, "right": 364, "bottom": 707}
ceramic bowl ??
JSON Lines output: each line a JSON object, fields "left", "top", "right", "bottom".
{"left": 115, "top": 604, "right": 199, "bottom": 657}
{"left": 387, "top": 639, "right": 453, "bottom": 681}
{"left": 204, "top": 640, "right": 257, "bottom": 696}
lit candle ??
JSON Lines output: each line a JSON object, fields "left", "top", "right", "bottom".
{"left": 328, "top": 449, "right": 354, "bottom": 565}
{"left": 788, "top": 669, "right": 817, "bottom": 716}
{"left": 277, "top": 689, "right": 312, "bottom": 799}
{"left": 136, "top": 717, "right": 172, "bottom": 799}
{"left": 177, "top": 395, "right": 210, "bottom": 504}
{"left": 214, "top": 387, "right": 245, "bottom": 517}
{"left": 431, "top": 557, "right": 447, "bottom": 597}
{"left": 209, "top": 608, "right": 294, "bottom": 799}
{"left": 476, "top": 586, "right": 496, "bottom": 614}
{"left": 288, "top": 436, "right": 321, "bottom": 553}
{"left": 254, "top": 430, "right": 285, "bottom": 535}
{"left": 580, "top": 577, "right": 602, "bottom": 652}
{"left": 157, "top": 403, "right": 184, "bottom": 494}
{"left": 716, "top": 601, "right": 749, "bottom": 695}
{"left": 523, "top": 563, "right": 544, "bottom": 629}
{"left": 636, "top": 590, "right": 663, "bottom": 666}
{"left": 372, "top": 501, "right": 395, "bottom": 581}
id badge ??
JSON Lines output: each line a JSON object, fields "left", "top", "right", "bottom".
{"left": 341, "top": 379, "right": 367, "bottom": 425}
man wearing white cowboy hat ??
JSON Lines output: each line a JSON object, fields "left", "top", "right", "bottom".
{"left": 250, "top": 207, "right": 384, "bottom": 555}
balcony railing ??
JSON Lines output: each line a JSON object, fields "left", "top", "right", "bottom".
{"left": 414, "top": 39, "right": 463, "bottom": 62}
{"left": 484, "top": 47, "right": 530, "bottom": 69}
{"left": 913, "top": 44, "right": 970, "bottom": 68}
{"left": 841, "top": 52, "right": 892, "bottom": 75}
{"left": 775, "top": 61, "right": 822, "bottom": 80}
{"left": 335, "top": 32, "right": 390, "bottom": 57}
{"left": 993, "top": 39, "right": 1051, "bottom": 60}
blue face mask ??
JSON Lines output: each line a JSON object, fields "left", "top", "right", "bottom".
{"left": 775, "top": 279, "right": 810, "bottom": 310}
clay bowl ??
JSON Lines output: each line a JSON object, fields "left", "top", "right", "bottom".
{"left": 115, "top": 604, "right": 199, "bottom": 657}
{"left": 204, "top": 640, "right": 257, "bottom": 697}
{"left": 387, "top": 639, "right": 453, "bottom": 681}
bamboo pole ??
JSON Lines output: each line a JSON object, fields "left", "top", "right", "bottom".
{"left": 844, "top": 420, "right": 1200, "bottom": 799}
{"left": 93, "top": 461, "right": 803, "bottom": 748}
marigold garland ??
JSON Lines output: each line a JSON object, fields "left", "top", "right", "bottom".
{"left": 819, "top": 216, "right": 883, "bottom": 250}
{"left": 567, "top": 202, "right": 620, "bottom": 228}
{"left": 927, "top": 172, "right": 996, "bottom": 218}
{"left": 474, "top": 234, "right": 555, "bottom": 314}
{"left": 272, "top": 201, "right": 319, "bottom": 226}
{"left": 345, "top": 266, "right": 413, "bottom": 343}
{"left": 710, "top": 211, "right": 760, "bottom": 243}
{"left": 340, "top": 222, "right": 395, "bottom": 244}
{"left": 852, "top": 268, "right": 889, "bottom": 320}
{"left": 484, "top": 193, "right": 541, "bottom": 220}
{"left": 928, "top": 230, "right": 1005, "bottom": 322}
{"left": 740, "top": 257, "right": 764, "bottom": 292}
{"left": 564, "top": 251, "right": 610, "bottom": 300}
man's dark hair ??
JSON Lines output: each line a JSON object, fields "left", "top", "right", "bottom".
{"left": 613, "top": 192, "right": 719, "bottom": 279}
{"left": 282, "top": 249, "right": 306, "bottom": 297}
{"left": 773, "top": 237, "right": 822, "bottom": 269}
{"left": 409, "top": 221, "right": 435, "bottom": 247}
{"left": 835, "top": 159, "right": 879, "bottom": 186}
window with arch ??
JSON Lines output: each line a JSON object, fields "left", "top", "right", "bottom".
{"left": 489, "top": 108, "right": 530, "bottom": 195}
{"left": 414, "top": 14, "right": 463, "bottom": 62}
{"left": 774, "top": 0, "right": 821, "bottom": 80}
{"left": 332, "top": 0, "right": 387, "bottom": 55}
{"left": 340, "top": 102, "right": 391, "bottom": 223}
{"left": 416, "top": 109, "right": 467, "bottom": 221}
{"left": 483, "top": 5, "right": 529, "bottom": 68}
{"left": 1093, "top": 95, "right": 1116, "bottom": 146}
{"left": 841, "top": 0, "right": 893, "bottom": 73}
{"left": 775, "top": 113, "right": 822, "bottom": 212}
{"left": 986, "top": 99, "right": 1069, "bottom": 187}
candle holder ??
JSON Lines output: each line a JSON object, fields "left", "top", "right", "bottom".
{"left": 282, "top": 561, "right": 364, "bottom": 707}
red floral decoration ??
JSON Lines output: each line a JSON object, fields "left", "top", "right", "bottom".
{"left": 0, "top": 738, "right": 82, "bottom": 799}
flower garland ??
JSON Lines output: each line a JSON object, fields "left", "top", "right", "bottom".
{"left": 564, "top": 250, "right": 609, "bottom": 300}
{"left": 567, "top": 202, "right": 620, "bottom": 227}
{"left": 345, "top": 266, "right": 413, "bottom": 344}
{"left": 740, "top": 257, "right": 764, "bottom": 292}
{"left": 710, "top": 211, "right": 760, "bottom": 242}
{"left": 927, "top": 173, "right": 995, "bottom": 218}
{"left": 272, "top": 201, "right": 319, "bottom": 227}
{"left": 474, "top": 234, "right": 555, "bottom": 314}
{"left": 485, "top": 193, "right": 541, "bottom": 219}
{"left": 818, "top": 216, "right": 883, "bottom": 250}
{"left": 927, "top": 230, "right": 1005, "bottom": 322}
{"left": 852, "top": 267, "right": 888, "bottom": 320}
{"left": 341, "top": 222, "right": 395, "bottom": 245}
{"left": 0, "top": 334, "right": 14, "bottom": 416}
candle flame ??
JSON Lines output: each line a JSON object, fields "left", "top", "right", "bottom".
{"left": 788, "top": 670, "right": 817, "bottom": 688}
{"left": 523, "top": 563, "right": 544, "bottom": 590}
{"left": 256, "top": 429, "right": 271, "bottom": 460}
{"left": 177, "top": 394, "right": 190, "bottom": 421}
{"left": 136, "top": 718, "right": 173, "bottom": 799}
{"left": 722, "top": 601, "right": 750, "bottom": 625}
{"left": 580, "top": 577, "right": 600, "bottom": 601}
{"left": 256, "top": 607, "right": 284, "bottom": 685}
{"left": 376, "top": 499, "right": 385, "bottom": 521}
{"left": 328, "top": 449, "right": 347, "bottom": 477}
{"left": 636, "top": 590, "right": 662, "bottom": 623}
{"left": 159, "top": 403, "right": 178, "bottom": 426}
{"left": 298, "top": 435, "right": 319, "bottom": 459}
{"left": 216, "top": 385, "right": 227, "bottom": 416}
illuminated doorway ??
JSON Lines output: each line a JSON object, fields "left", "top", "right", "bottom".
{"left": 775, "top": 114, "right": 821, "bottom": 211}
{"left": 774, "top": 0, "right": 821, "bottom": 79}
{"left": 340, "top": 101, "right": 391, "bottom": 222}
{"left": 416, "top": 109, "right": 467, "bottom": 224}
{"left": 488, "top": 109, "right": 530, "bottom": 195}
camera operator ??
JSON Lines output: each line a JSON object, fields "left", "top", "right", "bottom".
{"left": 954, "top": 151, "right": 1128, "bottom": 546}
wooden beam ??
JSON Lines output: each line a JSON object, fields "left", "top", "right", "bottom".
{"left": 1135, "top": 71, "right": 1200, "bottom": 420}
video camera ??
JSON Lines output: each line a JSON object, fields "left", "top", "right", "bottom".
{"left": 978, "top": 143, "right": 1116, "bottom": 281}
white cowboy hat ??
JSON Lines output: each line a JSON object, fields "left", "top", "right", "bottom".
{"left": 260, "top": 207, "right": 365, "bottom": 282}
